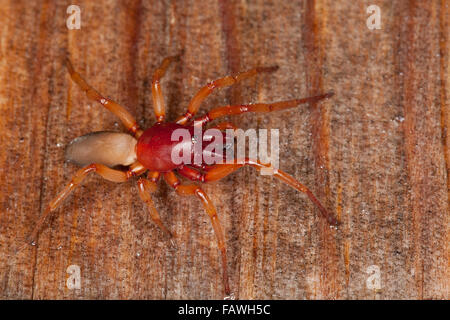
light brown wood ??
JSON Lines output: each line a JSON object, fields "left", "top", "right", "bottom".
{"left": 0, "top": 0, "right": 448, "bottom": 299}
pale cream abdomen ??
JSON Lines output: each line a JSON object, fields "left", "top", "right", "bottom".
{"left": 65, "top": 131, "right": 137, "bottom": 167}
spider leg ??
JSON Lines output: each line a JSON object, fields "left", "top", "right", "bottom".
{"left": 188, "top": 163, "right": 216, "bottom": 171}
{"left": 208, "top": 122, "right": 238, "bottom": 132}
{"left": 137, "top": 174, "right": 174, "bottom": 238}
{"left": 177, "top": 160, "right": 339, "bottom": 226}
{"left": 163, "top": 171, "right": 231, "bottom": 296}
{"left": 152, "top": 54, "right": 181, "bottom": 122}
{"left": 176, "top": 66, "right": 279, "bottom": 125}
{"left": 65, "top": 59, "right": 143, "bottom": 137}
{"left": 21, "top": 162, "right": 146, "bottom": 250}
{"left": 194, "top": 92, "right": 334, "bottom": 125}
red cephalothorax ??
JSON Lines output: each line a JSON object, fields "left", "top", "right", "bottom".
{"left": 136, "top": 123, "right": 192, "bottom": 172}
{"left": 23, "top": 54, "right": 337, "bottom": 298}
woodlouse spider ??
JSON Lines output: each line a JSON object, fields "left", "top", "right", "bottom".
{"left": 23, "top": 54, "right": 338, "bottom": 297}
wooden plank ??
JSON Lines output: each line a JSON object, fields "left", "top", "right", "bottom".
{"left": 0, "top": 0, "right": 448, "bottom": 299}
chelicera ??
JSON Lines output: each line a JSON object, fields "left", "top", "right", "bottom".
{"left": 24, "top": 54, "right": 337, "bottom": 297}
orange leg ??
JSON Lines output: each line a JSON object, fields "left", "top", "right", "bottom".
{"left": 176, "top": 66, "right": 279, "bottom": 125}
{"left": 194, "top": 92, "right": 334, "bottom": 125}
{"left": 152, "top": 54, "right": 181, "bottom": 122}
{"left": 189, "top": 164, "right": 216, "bottom": 171}
{"left": 137, "top": 175, "right": 174, "bottom": 238}
{"left": 202, "top": 121, "right": 238, "bottom": 143}
{"left": 66, "top": 59, "right": 143, "bottom": 137}
{"left": 22, "top": 162, "right": 146, "bottom": 248}
{"left": 163, "top": 171, "right": 231, "bottom": 296}
{"left": 208, "top": 122, "right": 238, "bottom": 132}
{"left": 177, "top": 159, "right": 338, "bottom": 226}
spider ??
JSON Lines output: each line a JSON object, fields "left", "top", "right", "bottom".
{"left": 23, "top": 54, "right": 337, "bottom": 297}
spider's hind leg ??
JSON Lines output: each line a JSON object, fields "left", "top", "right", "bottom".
{"left": 21, "top": 162, "right": 146, "bottom": 251}
{"left": 65, "top": 59, "right": 143, "bottom": 137}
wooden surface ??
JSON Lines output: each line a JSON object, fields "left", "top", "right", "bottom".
{"left": 0, "top": 0, "right": 448, "bottom": 299}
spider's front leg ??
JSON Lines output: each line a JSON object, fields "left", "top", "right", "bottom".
{"left": 194, "top": 92, "right": 334, "bottom": 125}
{"left": 66, "top": 59, "right": 143, "bottom": 137}
{"left": 177, "top": 161, "right": 339, "bottom": 226}
{"left": 208, "top": 122, "right": 238, "bottom": 132}
{"left": 137, "top": 172, "right": 174, "bottom": 238}
{"left": 176, "top": 66, "right": 279, "bottom": 125}
{"left": 163, "top": 171, "right": 231, "bottom": 297}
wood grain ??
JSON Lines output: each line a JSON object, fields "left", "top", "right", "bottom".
{"left": 0, "top": 0, "right": 448, "bottom": 299}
